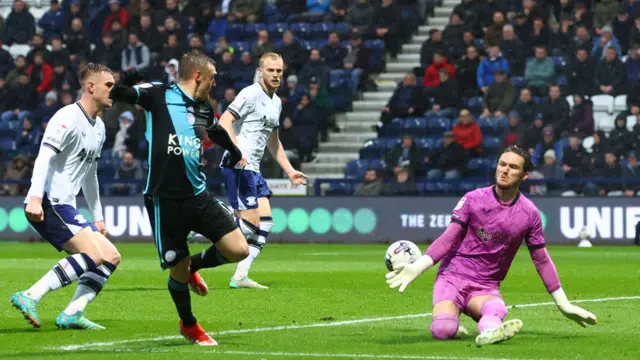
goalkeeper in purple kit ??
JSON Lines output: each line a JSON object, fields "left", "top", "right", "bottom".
{"left": 386, "top": 146, "right": 597, "bottom": 345}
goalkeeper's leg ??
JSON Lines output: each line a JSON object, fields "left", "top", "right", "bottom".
{"left": 468, "top": 296, "right": 523, "bottom": 345}
{"left": 431, "top": 276, "right": 468, "bottom": 340}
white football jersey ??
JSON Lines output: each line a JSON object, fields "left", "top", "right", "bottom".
{"left": 225, "top": 83, "right": 282, "bottom": 172}
{"left": 25, "top": 103, "right": 106, "bottom": 208}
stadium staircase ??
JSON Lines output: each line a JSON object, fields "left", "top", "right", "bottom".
{"left": 302, "top": 0, "right": 456, "bottom": 180}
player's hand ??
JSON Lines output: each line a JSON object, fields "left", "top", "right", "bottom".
{"left": 288, "top": 170, "right": 308, "bottom": 185}
{"left": 558, "top": 304, "right": 597, "bottom": 327}
{"left": 25, "top": 198, "right": 44, "bottom": 223}
{"left": 236, "top": 157, "right": 248, "bottom": 167}
{"left": 385, "top": 255, "right": 433, "bottom": 293}
{"left": 122, "top": 68, "right": 143, "bottom": 87}
{"left": 94, "top": 221, "right": 109, "bottom": 237}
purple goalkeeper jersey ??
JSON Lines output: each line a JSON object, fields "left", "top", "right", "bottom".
{"left": 438, "top": 186, "right": 546, "bottom": 284}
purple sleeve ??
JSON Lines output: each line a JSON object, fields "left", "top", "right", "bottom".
{"left": 425, "top": 222, "right": 467, "bottom": 264}
{"left": 450, "top": 195, "right": 471, "bottom": 228}
{"left": 529, "top": 247, "right": 562, "bottom": 293}
{"left": 525, "top": 209, "right": 546, "bottom": 249}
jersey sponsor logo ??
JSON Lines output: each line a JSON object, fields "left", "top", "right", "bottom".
{"left": 167, "top": 134, "right": 202, "bottom": 156}
{"left": 476, "top": 227, "right": 507, "bottom": 243}
{"left": 45, "top": 135, "right": 61, "bottom": 144}
{"left": 78, "top": 148, "right": 98, "bottom": 163}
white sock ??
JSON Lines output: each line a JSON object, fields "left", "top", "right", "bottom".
{"left": 26, "top": 253, "right": 95, "bottom": 302}
{"left": 234, "top": 247, "right": 260, "bottom": 279}
{"left": 233, "top": 217, "right": 273, "bottom": 280}
{"left": 64, "top": 263, "right": 114, "bottom": 315}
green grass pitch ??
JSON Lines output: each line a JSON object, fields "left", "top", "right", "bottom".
{"left": 0, "top": 242, "right": 639, "bottom": 360}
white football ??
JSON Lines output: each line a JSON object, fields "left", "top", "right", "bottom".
{"left": 385, "top": 240, "right": 421, "bottom": 271}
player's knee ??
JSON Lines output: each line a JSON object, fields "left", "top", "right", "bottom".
{"left": 105, "top": 248, "right": 121, "bottom": 266}
{"left": 430, "top": 314, "right": 459, "bottom": 340}
{"left": 236, "top": 241, "right": 250, "bottom": 260}
{"left": 481, "top": 298, "right": 507, "bottom": 320}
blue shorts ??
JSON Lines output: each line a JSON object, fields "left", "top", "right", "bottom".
{"left": 27, "top": 194, "right": 98, "bottom": 252}
{"left": 221, "top": 168, "right": 272, "bottom": 210}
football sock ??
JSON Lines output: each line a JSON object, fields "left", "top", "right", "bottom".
{"left": 233, "top": 218, "right": 262, "bottom": 279}
{"left": 190, "top": 246, "right": 230, "bottom": 273}
{"left": 63, "top": 261, "right": 117, "bottom": 315}
{"left": 430, "top": 314, "right": 459, "bottom": 340}
{"left": 26, "top": 253, "right": 97, "bottom": 302}
{"left": 478, "top": 298, "right": 507, "bottom": 334}
{"left": 233, "top": 217, "right": 272, "bottom": 279}
{"left": 168, "top": 276, "right": 196, "bottom": 327}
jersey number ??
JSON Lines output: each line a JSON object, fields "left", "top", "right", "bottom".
{"left": 78, "top": 149, "right": 97, "bottom": 163}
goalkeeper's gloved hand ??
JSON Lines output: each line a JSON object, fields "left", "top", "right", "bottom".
{"left": 551, "top": 288, "right": 597, "bottom": 327}
{"left": 385, "top": 255, "right": 434, "bottom": 293}
{"left": 122, "top": 68, "right": 144, "bottom": 87}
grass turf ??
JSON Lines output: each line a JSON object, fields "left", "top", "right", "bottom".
{"left": 0, "top": 242, "right": 639, "bottom": 360}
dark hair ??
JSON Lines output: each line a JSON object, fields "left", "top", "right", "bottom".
{"left": 79, "top": 63, "right": 113, "bottom": 83}
{"left": 179, "top": 51, "right": 215, "bottom": 80}
{"left": 503, "top": 145, "right": 533, "bottom": 172}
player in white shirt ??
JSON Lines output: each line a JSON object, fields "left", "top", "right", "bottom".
{"left": 187, "top": 53, "right": 307, "bottom": 290}
{"left": 10, "top": 64, "right": 121, "bottom": 330}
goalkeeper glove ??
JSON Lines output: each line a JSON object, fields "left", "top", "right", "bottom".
{"left": 551, "top": 288, "right": 597, "bottom": 327}
{"left": 385, "top": 255, "right": 434, "bottom": 293}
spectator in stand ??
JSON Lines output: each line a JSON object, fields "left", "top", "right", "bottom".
{"left": 104, "top": 0, "right": 129, "bottom": 35}
{"left": 514, "top": 88, "right": 538, "bottom": 126}
{"left": 623, "top": 152, "right": 640, "bottom": 196}
{"left": 183, "top": 1, "right": 214, "bottom": 37}
{"left": 385, "top": 134, "right": 421, "bottom": 178}
{"left": 568, "top": 94, "right": 594, "bottom": 136}
{"left": 562, "top": 133, "right": 590, "bottom": 191}
{"left": 570, "top": 25, "right": 593, "bottom": 56}
{"left": 456, "top": 45, "right": 480, "bottom": 97}
{"left": 568, "top": 47, "right": 594, "bottom": 95}
{"left": 278, "top": 115, "right": 299, "bottom": 164}
{"left": 453, "top": 109, "right": 483, "bottom": 155}
{"left": 524, "top": 45, "right": 556, "bottom": 96}
{"left": 49, "top": 36, "right": 71, "bottom": 70}
{"left": 541, "top": 84, "right": 570, "bottom": 136}
{"left": 1, "top": 0, "right": 35, "bottom": 46}
{"left": 590, "top": 130, "right": 608, "bottom": 169}
{"left": 592, "top": 26, "right": 622, "bottom": 59}
{"left": 426, "top": 68, "right": 459, "bottom": 119}
{"left": 308, "top": 78, "right": 333, "bottom": 141}
{"left": 614, "top": 9, "right": 633, "bottom": 54}
{"left": 372, "top": 0, "right": 401, "bottom": 59}
{"left": 279, "top": 75, "right": 304, "bottom": 114}
{"left": 164, "top": 59, "right": 179, "bottom": 85}
{"left": 553, "top": 16, "right": 574, "bottom": 57}
{"left": 485, "top": 11, "right": 506, "bottom": 46}
{"left": 134, "top": 14, "right": 163, "bottom": 56}
{"left": 187, "top": 34, "right": 205, "bottom": 54}
{"left": 26, "top": 53, "right": 53, "bottom": 97}
{"left": 0, "top": 155, "right": 30, "bottom": 196}
{"left": 90, "top": 32, "right": 122, "bottom": 72}
{"left": 630, "top": 14, "right": 640, "bottom": 47}
{"left": 523, "top": 113, "right": 545, "bottom": 152}
{"left": 14, "top": 118, "right": 39, "bottom": 154}
{"left": 423, "top": 51, "right": 456, "bottom": 88}
{"left": 228, "top": 0, "right": 261, "bottom": 24}
{"left": 572, "top": 2, "right": 593, "bottom": 30}
{"left": 233, "top": 51, "right": 256, "bottom": 86}
{"left": 528, "top": 17, "right": 553, "bottom": 50}
{"left": 420, "top": 29, "right": 450, "bottom": 68}
{"left": 533, "top": 125, "right": 556, "bottom": 165}
{"left": 453, "top": 0, "right": 482, "bottom": 36}
{"left": 344, "top": 32, "right": 371, "bottom": 95}
{"left": 38, "top": 0, "right": 64, "bottom": 41}
{"left": 0, "top": 77, "right": 9, "bottom": 115}
{"left": 291, "top": 0, "right": 330, "bottom": 22}
{"left": 382, "top": 167, "right": 418, "bottom": 196}
{"left": 252, "top": 30, "right": 276, "bottom": 63}
{"left": 530, "top": 149, "right": 564, "bottom": 195}
{"left": 64, "top": 18, "right": 91, "bottom": 62}
{"left": 112, "top": 111, "right": 138, "bottom": 159}
{"left": 627, "top": 44, "right": 640, "bottom": 87}
{"left": 595, "top": 0, "right": 619, "bottom": 29}
{"left": 480, "top": 69, "right": 515, "bottom": 120}
{"left": 501, "top": 111, "right": 526, "bottom": 149}
{"left": 206, "top": 7, "right": 228, "bottom": 45}
{"left": 218, "top": 88, "right": 236, "bottom": 115}
{"left": 292, "top": 94, "right": 318, "bottom": 163}
{"left": 33, "top": 90, "right": 59, "bottom": 124}
{"left": 425, "top": 131, "right": 467, "bottom": 180}
{"left": 443, "top": 13, "right": 464, "bottom": 59}
{"left": 477, "top": 45, "right": 509, "bottom": 94}
{"left": 64, "top": 0, "right": 84, "bottom": 32}
{"left": 162, "top": 16, "right": 184, "bottom": 45}
{"left": 595, "top": 46, "right": 626, "bottom": 96}
{"left": 26, "top": 34, "right": 50, "bottom": 65}
{"left": 597, "top": 151, "right": 624, "bottom": 196}
{"left": 112, "top": 151, "right": 144, "bottom": 196}
{"left": 6, "top": 56, "right": 26, "bottom": 87}
{"left": 458, "top": 30, "right": 480, "bottom": 58}
{"left": 609, "top": 114, "right": 633, "bottom": 156}
{"left": 279, "top": 31, "right": 307, "bottom": 75}
{"left": 159, "top": 34, "right": 182, "bottom": 68}
{"left": 0, "top": 43, "right": 13, "bottom": 78}
{"left": 354, "top": 168, "right": 384, "bottom": 196}
{"left": 321, "top": 32, "right": 348, "bottom": 69}
{"left": 299, "top": 49, "right": 330, "bottom": 88}
{"left": 328, "top": 0, "right": 349, "bottom": 22}
{"left": 121, "top": 33, "right": 150, "bottom": 73}
{"left": 500, "top": 25, "right": 526, "bottom": 76}
{"left": 346, "top": 0, "right": 375, "bottom": 39}
{"left": 378, "top": 72, "right": 422, "bottom": 132}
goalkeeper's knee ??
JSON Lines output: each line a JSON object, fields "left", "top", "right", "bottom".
{"left": 430, "top": 314, "right": 459, "bottom": 340}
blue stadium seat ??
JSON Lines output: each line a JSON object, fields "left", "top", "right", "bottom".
{"left": 415, "top": 137, "right": 435, "bottom": 152}
{"left": 264, "top": 3, "right": 285, "bottom": 23}
{"left": 430, "top": 136, "right": 444, "bottom": 150}
{"left": 483, "top": 136, "right": 502, "bottom": 154}
{"left": 244, "top": 23, "right": 267, "bottom": 40}
{"left": 465, "top": 97, "right": 483, "bottom": 112}
{"left": 381, "top": 118, "right": 405, "bottom": 137}
{"left": 268, "top": 22, "right": 288, "bottom": 39}
{"left": 557, "top": 74, "right": 568, "bottom": 86}
{"left": 510, "top": 76, "right": 526, "bottom": 89}
{"left": 403, "top": 117, "right": 428, "bottom": 136}
{"left": 299, "top": 40, "right": 314, "bottom": 51}
{"left": 330, "top": 69, "right": 348, "bottom": 86}
{"left": 422, "top": 181, "right": 453, "bottom": 194}
{"left": 359, "top": 138, "right": 387, "bottom": 159}
{"left": 345, "top": 159, "right": 370, "bottom": 179}
{"left": 334, "top": 22, "right": 351, "bottom": 36}
{"left": 226, "top": 23, "right": 245, "bottom": 41}
{"left": 552, "top": 56, "right": 567, "bottom": 71}
{"left": 369, "top": 158, "right": 386, "bottom": 170}
{"left": 473, "top": 38, "right": 485, "bottom": 51}
{"left": 230, "top": 41, "right": 250, "bottom": 53}
{"left": 315, "top": 39, "right": 328, "bottom": 49}
{"left": 426, "top": 117, "right": 451, "bottom": 135}
{"left": 0, "top": 128, "right": 16, "bottom": 137}
{"left": 312, "top": 22, "right": 334, "bottom": 40}
{"left": 467, "top": 157, "right": 493, "bottom": 177}
{"left": 364, "top": 40, "right": 386, "bottom": 71}
{"left": 326, "top": 182, "right": 355, "bottom": 195}
{"left": 458, "top": 181, "right": 476, "bottom": 193}
{"left": 384, "top": 137, "right": 401, "bottom": 149}
{"left": 476, "top": 116, "right": 501, "bottom": 135}
{"left": 0, "top": 137, "right": 14, "bottom": 152}
{"left": 290, "top": 22, "right": 313, "bottom": 39}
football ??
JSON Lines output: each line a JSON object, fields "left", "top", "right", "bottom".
{"left": 384, "top": 240, "right": 422, "bottom": 271}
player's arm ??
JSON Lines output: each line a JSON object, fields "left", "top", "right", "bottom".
{"left": 387, "top": 196, "right": 470, "bottom": 293}
{"left": 526, "top": 212, "right": 597, "bottom": 327}
{"left": 218, "top": 110, "right": 240, "bottom": 145}
{"left": 81, "top": 160, "right": 107, "bottom": 235}
{"left": 193, "top": 101, "right": 243, "bottom": 165}
{"left": 266, "top": 129, "right": 307, "bottom": 185}
{"left": 109, "top": 69, "right": 155, "bottom": 109}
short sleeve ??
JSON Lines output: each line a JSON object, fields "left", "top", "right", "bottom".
{"left": 226, "top": 89, "right": 255, "bottom": 120}
{"left": 133, "top": 82, "right": 164, "bottom": 110}
{"left": 450, "top": 195, "right": 471, "bottom": 228}
{"left": 525, "top": 210, "right": 546, "bottom": 250}
{"left": 41, "top": 109, "right": 75, "bottom": 154}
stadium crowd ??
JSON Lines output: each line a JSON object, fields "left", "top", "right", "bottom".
{"left": 0, "top": 0, "right": 423, "bottom": 196}
{"left": 349, "top": 0, "right": 640, "bottom": 197}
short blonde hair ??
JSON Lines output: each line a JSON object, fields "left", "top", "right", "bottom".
{"left": 259, "top": 52, "right": 283, "bottom": 68}
{"left": 79, "top": 63, "right": 113, "bottom": 86}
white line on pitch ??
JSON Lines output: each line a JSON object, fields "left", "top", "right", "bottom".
{"left": 51, "top": 295, "right": 640, "bottom": 351}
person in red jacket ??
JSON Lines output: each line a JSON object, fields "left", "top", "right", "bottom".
{"left": 103, "top": 0, "right": 129, "bottom": 35}
{"left": 452, "top": 109, "right": 483, "bottom": 155}
{"left": 424, "top": 51, "right": 456, "bottom": 88}
{"left": 26, "top": 53, "right": 53, "bottom": 95}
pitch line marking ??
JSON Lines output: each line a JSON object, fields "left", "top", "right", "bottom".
{"left": 51, "top": 295, "right": 640, "bottom": 351}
